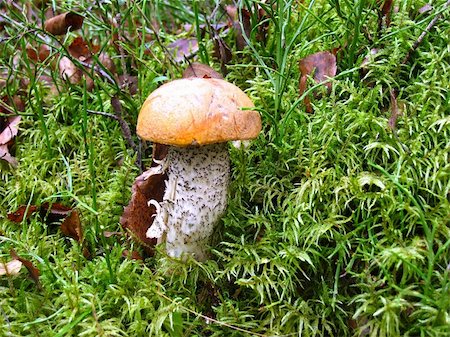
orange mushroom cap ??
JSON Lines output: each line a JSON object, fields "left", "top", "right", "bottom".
{"left": 137, "top": 78, "right": 261, "bottom": 146}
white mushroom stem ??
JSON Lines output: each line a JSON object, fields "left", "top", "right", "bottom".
{"left": 146, "top": 143, "right": 230, "bottom": 261}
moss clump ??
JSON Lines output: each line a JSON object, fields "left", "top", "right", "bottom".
{"left": 1, "top": 0, "right": 449, "bottom": 336}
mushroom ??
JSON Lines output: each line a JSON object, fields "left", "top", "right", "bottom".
{"left": 137, "top": 77, "right": 261, "bottom": 261}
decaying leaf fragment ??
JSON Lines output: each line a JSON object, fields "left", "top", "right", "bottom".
{"left": 7, "top": 202, "right": 83, "bottom": 242}
{"left": 7, "top": 205, "right": 38, "bottom": 222}
{"left": 120, "top": 144, "right": 168, "bottom": 255}
{"left": 298, "top": 51, "right": 337, "bottom": 113}
{"left": 10, "top": 249, "right": 41, "bottom": 288}
{"left": 0, "top": 107, "right": 21, "bottom": 167}
{"left": 44, "top": 12, "right": 84, "bottom": 35}
{"left": 26, "top": 44, "right": 51, "bottom": 63}
{"left": 0, "top": 259, "right": 22, "bottom": 276}
{"left": 225, "top": 5, "right": 269, "bottom": 49}
{"left": 58, "top": 37, "right": 115, "bottom": 89}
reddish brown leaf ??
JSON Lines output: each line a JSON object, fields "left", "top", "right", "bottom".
{"left": 97, "top": 52, "right": 115, "bottom": 73}
{"left": 8, "top": 203, "right": 84, "bottom": 242}
{"left": 377, "top": 0, "right": 394, "bottom": 29}
{"left": 10, "top": 249, "right": 41, "bottom": 288}
{"left": 298, "top": 51, "right": 337, "bottom": 113}
{"left": 122, "top": 250, "right": 143, "bottom": 260}
{"left": 167, "top": 38, "right": 199, "bottom": 63}
{"left": 59, "top": 38, "right": 114, "bottom": 88}
{"left": 380, "top": 0, "right": 394, "bottom": 17}
{"left": 68, "top": 36, "right": 92, "bottom": 60}
{"left": 60, "top": 210, "right": 83, "bottom": 242}
{"left": 120, "top": 144, "right": 168, "bottom": 255}
{"left": 213, "top": 35, "right": 232, "bottom": 72}
{"left": 44, "top": 12, "right": 84, "bottom": 35}
{"left": 182, "top": 63, "right": 223, "bottom": 79}
{"left": 26, "top": 44, "right": 50, "bottom": 63}
{"left": 41, "top": 202, "right": 71, "bottom": 216}
{"left": 225, "top": 6, "right": 252, "bottom": 50}
{"left": 225, "top": 5, "right": 268, "bottom": 47}
{"left": 41, "top": 203, "right": 83, "bottom": 242}
{"left": 7, "top": 205, "right": 38, "bottom": 222}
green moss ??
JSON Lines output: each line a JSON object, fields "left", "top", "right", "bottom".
{"left": 1, "top": 0, "right": 450, "bottom": 336}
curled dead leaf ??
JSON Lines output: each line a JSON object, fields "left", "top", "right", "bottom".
{"left": 59, "top": 38, "right": 115, "bottom": 89}
{"left": 120, "top": 144, "right": 168, "bottom": 255}
{"left": 10, "top": 249, "right": 41, "bottom": 288}
{"left": 59, "top": 56, "right": 82, "bottom": 84}
{"left": 118, "top": 74, "right": 138, "bottom": 95}
{"left": 7, "top": 205, "right": 38, "bottom": 222}
{"left": 0, "top": 107, "right": 21, "bottom": 167}
{"left": 299, "top": 51, "right": 337, "bottom": 113}
{"left": 8, "top": 203, "right": 84, "bottom": 243}
{"left": 68, "top": 36, "right": 92, "bottom": 61}
{"left": 26, "top": 44, "right": 51, "bottom": 63}
{"left": 44, "top": 12, "right": 84, "bottom": 35}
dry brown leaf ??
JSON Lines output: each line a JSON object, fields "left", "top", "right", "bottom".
{"left": 0, "top": 259, "right": 22, "bottom": 276}
{"left": 10, "top": 249, "right": 41, "bottom": 287}
{"left": 0, "top": 145, "right": 17, "bottom": 166}
{"left": 225, "top": 6, "right": 252, "bottom": 50}
{"left": 299, "top": 51, "right": 337, "bottom": 113}
{"left": 68, "top": 36, "right": 92, "bottom": 60}
{"left": 167, "top": 38, "right": 199, "bottom": 63}
{"left": 98, "top": 52, "right": 115, "bottom": 73}
{"left": 122, "top": 250, "right": 143, "bottom": 260}
{"left": 59, "top": 56, "right": 82, "bottom": 84}
{"left": 59, "top": 210, "right": 83, "bottom": 242}
{"left": 120, "top": 144, "right": 168, "bottom": 255}
{"left": 388, "top": 89, "right": 404, "bottom": 131}
{"left": 103, "top": 231, "right": 124, "bottom": 238}
{"left": 59, "top": 38, "right": 114, "bottom": 88}
{"left": 120, "top": 171, "right": 165, "bottom": 255}
{"left": 44, "top": 12, "right": 84, "bottom": 35}
{"left": 0, "top": 115, "right": 20, "bottom": 144}
{"left": 8, "top": 203, "right": 83, "bottom": 242}
{"left": 0, "top": 108, "right": 21, "bottom": 167}
{"left": 182, "top": 63, "right": 223, "bottom": 79}
{"left": 212, "top": 35, "right": 232, "bottom": 73}
{"left": 26, "top": 44, "right": 51, "bottom": 63}
{"left": 380, "top": 0, "right": 393, "bottom": 26}
{"left": 7, "top": 205, "right": 38, "bottom": 222}
{"left": 41, "top": 202, "right": 83, "bottom": 242}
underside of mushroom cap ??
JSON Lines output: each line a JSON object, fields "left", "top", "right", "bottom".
{"left": 137, "top": 78, "right": 262, "bottom": 146}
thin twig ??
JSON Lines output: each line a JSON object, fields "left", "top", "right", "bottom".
{"left": 86, "top": 109, "right": 119, "bottom": 120}
{"left": 78, "top": 60, "right": 116, "bottom": 85}
{"left": 402, "top": 0, "right": 450, "bottom": 64}
{"left": 110, "top": 97, "right": 137, "bottom": 154}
